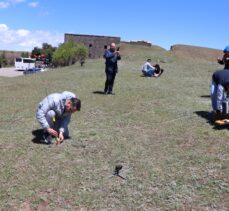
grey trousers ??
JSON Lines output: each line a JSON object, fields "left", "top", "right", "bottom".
{"left": 211, "top": 80, "right": 225, "bottom": 112}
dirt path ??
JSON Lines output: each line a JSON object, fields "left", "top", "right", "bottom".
{"left": 0, "top": 67, "right": 23, "bottom": 77}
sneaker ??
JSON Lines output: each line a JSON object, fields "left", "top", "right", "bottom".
{"left": 42, "top": 132, "right": 52, "bottom": 145}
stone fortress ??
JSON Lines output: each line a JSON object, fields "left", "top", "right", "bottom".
{"left": 64, "top": 33, "right": 120, "bottom": 59}
{"left": 64, "top": 33, "right": 152, "bottom": 59}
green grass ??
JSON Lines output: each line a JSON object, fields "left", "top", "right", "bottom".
{"left": 0, "top": 43, "right": 228, "bottom": 210}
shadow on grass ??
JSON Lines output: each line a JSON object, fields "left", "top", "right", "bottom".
{"left": 92, "top": 91, "right": 105, "bottom": 95}
{"left": 195, "top": 111, "right": 229, "bottom": 130}
{"left": 31, "top": 129, "right": 46, "bottom": 144}
{"left": 200, "top": 95, "right": 211, "bottom": 98}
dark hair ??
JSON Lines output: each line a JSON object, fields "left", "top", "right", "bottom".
{"left": 147, "top": 59, "right": 151, "bottom": 62}
{"left": 154, "top": 64, "right": 161, "bottom": 74}
{"left": 71, "top": 97, "right": 81, "bottom": 111}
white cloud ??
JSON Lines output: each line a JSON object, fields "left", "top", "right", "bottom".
{"left": 0, "top": 24, "right": 63, "bottom": 51}
{"left": 16, "top": 29, "right": 30, "bottom": 37}
{"left": 0, "top": 1, "right": 10, "bottom": 8}
{"left": 0, "top": 0, "right": 28, "bottom": 9}
{"left": 0, "top": 24, "right": 9, "bottom": 31}
{"left": 28, "top": 1, "right": 38, "bottom": 8}
{"left": 10, "top": 0, "right": 26, "bottom": 3}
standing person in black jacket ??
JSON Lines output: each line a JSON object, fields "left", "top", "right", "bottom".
{"left": 211, "top": 59, "right": 229, "bottom": 114}
{"left": 103, "top": 42, "right": 121, "bottom": 95}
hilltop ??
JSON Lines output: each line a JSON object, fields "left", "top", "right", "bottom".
{"left": 119, "top": 42, "right": 223, "bottom": 62}
{"left": 170, "top": 44, "right": 223, "bottom": 61}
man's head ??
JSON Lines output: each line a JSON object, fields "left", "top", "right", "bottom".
{"left": 65, "top": 97, "right": 81, "bottom": 113}
{"left": 110, "top": 43, "right": 116, "bottom": 52}
{"left": 147, "top": 59, "right": 151, "bottom": 62}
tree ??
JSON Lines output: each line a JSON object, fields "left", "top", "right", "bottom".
{"left": 31, "top": 43, "right": 56, "bottom": 64}
{"left": 52, "top": 41, "right": 88, "bottom": 67}
{"left": 76, "top": 43, "right": 88, "bottom": 63}
{"left": 21, "top": 52, "right": 29, "bottom": 58}
{"left": 31, "top": 47, "right": 42, "bottom": 60}
{"left": 41, "top": 43, "right": 56, "bottom": 65}
{"left": 6, "top": 51, "right": 15, "bottom": 66}
{"left": 0, "top": 52, "right": 7, "bottom": 67}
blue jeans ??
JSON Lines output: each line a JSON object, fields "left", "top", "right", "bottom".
{"left": 46, "top": 110, "right": 70, "bottom": 137}
{"left": 142, "top": 67, "right": 155, "bottom": 77}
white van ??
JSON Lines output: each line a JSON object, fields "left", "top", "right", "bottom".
{"left": 15, "top": 57, "right": 35, "bottom": 71}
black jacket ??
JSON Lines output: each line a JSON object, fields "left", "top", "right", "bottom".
{"left": 104, "top": 49, "right": 121, "bottom": 72}
{"left": 212, "top": 69, "right": 229, "bottom": 88}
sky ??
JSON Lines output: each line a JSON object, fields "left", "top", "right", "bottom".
{"left": 0, "top": 0, "right": 228, "bottom": 51}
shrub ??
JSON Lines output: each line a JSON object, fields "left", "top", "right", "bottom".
{"left": 0, "top": 52, "right": 7, "bottom": 67}
{"left": 52, "top": 41, "right": 88, "bottom": 67}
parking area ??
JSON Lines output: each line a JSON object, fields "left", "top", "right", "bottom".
{"left": 0, "top": 67, "right": 24, "bottom": 77}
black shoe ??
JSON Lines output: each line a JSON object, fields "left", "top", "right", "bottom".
{"left": 64, "top": 135, "right": 71, "bottom": 140}
{"left": 107, "top": 92, "right": 115, "bottom": 95}
{"left": 42, "top": 132, "right": 52, "bottom": 145}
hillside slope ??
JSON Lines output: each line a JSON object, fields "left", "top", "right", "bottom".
{"left": 170, "top": 44, "right": 223, "bottom": 61}
{"left": 0, "top": 44, "right": 228, "bottom": 210}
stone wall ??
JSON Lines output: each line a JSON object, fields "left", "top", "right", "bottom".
{"left": 64, "top": 33, "right": 121, "bottom": 59}
{"left": 121, "top": 41, "right": 152, "bottom": 47}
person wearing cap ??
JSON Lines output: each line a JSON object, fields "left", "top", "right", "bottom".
{"left": 36, "top": 91, "right": 81, "bottom": 144}
{"left": 217, "top": 45, "right": 229, "bottom": 69}
{"left": 142, "top": 59, "right": 164, "bottom": 77}
{"left": 103, "top": 42, "right": 121, "bottom": 95}
{"left": 211, "top": 59, "right": 229, "bottom": 115}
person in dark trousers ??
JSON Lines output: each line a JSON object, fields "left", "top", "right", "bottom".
{"left": 217, "top": 45, "right": 229, "bottom": 69}
{"left": 104, "top": 42, "right": 121, "bottom": 95}
{"left": 211, "top": 59, "right": 229, "bottom": 115}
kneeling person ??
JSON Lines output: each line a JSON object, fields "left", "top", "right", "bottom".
{"left": 142, "top": 59, "right": 163, "bottom": 77}
{"left": 36, "top": 91, "right": 81, "bottom": 144}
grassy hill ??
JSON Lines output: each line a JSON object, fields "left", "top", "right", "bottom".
{"left": 170, "top": 44, "right": 223, "bottom": 62}
{"left": 0, "top": 43, "right": 228, "bottom": 210}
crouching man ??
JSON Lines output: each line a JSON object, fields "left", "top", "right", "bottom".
{"left": 36, "top": 91, "right": 81, "bottom": 144}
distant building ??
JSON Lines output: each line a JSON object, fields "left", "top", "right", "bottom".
{"left": 64, "top": 33, "right": 121, "bottom": 59}
{"left": 129, "top": 40, "right": 152, "bottom": 47}
{"left": 121, "top": 40, "right": 152, "bottom": 47}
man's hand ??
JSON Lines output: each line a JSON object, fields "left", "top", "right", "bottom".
{"left": 56, "top": 132, "right": 64, "bottom": 145}
{"left": 47, "top": 128, "right": 58, "bottom": 137}
{"left": 59, "top": 132, "right": 64, "bottom": 142}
